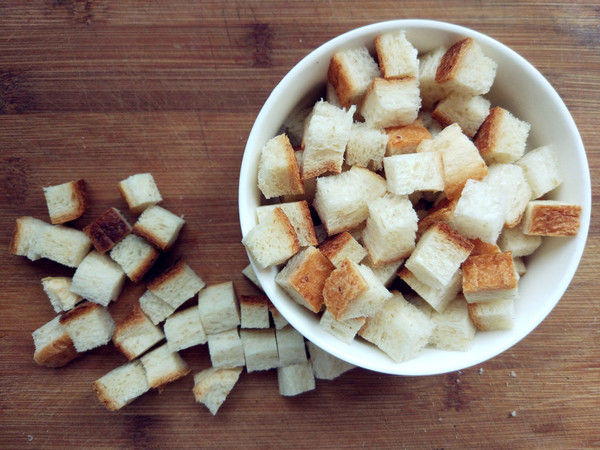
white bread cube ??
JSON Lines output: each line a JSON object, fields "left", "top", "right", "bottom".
{"left": 70, "top": 251, "right": 126, "bottom": 306}
{"left": 323, "top": 259, "right": 393, "bottom": 321}
{"left": 197, "top": 281, "right": 240, "bottom": 335}
{"left": 113, "top": 303, "right": 165, "bottom": 360}
{"left": 118, "top": 173, "right": 163, "bottom": 214}
{"left": 93, "top": 360, "right": 150, "bottom": 411}
{"left": 404, "top": 222, "right": 474, "bottom": 290}
{"left": 276, "top": 326, "right": 307, "bottom": 367}
{"left": 516, "top": 145, "right": 563, "bottom": 199}
{"left": 241, "top": 263, "right": 262, "bottom": 290}
{"left": 240, "top": 328, "right": 279, "bottom": 372}
{"left": 84, "top": 207, "right": 132, "bottom": 254}
{"left": 360, "top": 77, "right": 421, "bottom": 129}
{"left": 32, "top": 315, "right": 78, "bottom": 368}
{"left": 522, "top": 200, "right": 582, "bottom": 236}
{"left": 43, "top": 179, "right": 88, "bottom": 224}
{"left": 8, "top": 216, "right": 45, "bottom": 261}
{"left": 475, "top": 106, "right": 531, "bottom": 165}
{"left": 429, "top": 295, "right": 477, "bottom": 351}
{"left": 242, "top": 207, "right": 300, "bottom": 269}
{"left": 109, "top": 234, "right": 159, "bottom": 283}
{"left": 275, "top": 246, "right": 335, "bottom": 313}
{"left": 432, "top": 93, "right": 490, "bottom": 138}
{"left": 319, "top": 231, "right": 367, "bottom": 268}
{"left": 257, "top": 133, "right": 304, "bottom": 199}
{"left": 358, "top": 292, "right": 434, "bottom": 363}
{"left": 140, "top": 343, "right": 191, "bottom": 389}
{"left": 374, "top": 30, "right": 419, "bottom": 78}
{"left": 306, "top": 341, "right": 355, "bottom": 380}
{"left": 419, "top": 46, "right": 450, "bottom": 110}
{"left": 163, "top": 306, "right": 207, "bottom": 352}
{"left": 399, "top": 267, "right": 462, "bottom": 313}
{"left": 147, "top": 259, "right": 205, "bottom": 309}
{"left": 462, "top": 252, "right": 519, "bottom": 304}
{"left": 345, "top": 122, "right": 388, "bottom": 171}
{"left": 468, "top": 297, "right": 515, "bottom": 331}
{"left": 255, "top": 200, "right": 317, "bottom": 247}
{"left": 193, "top": 367, "right": 243, "bottom": 415}
{"left": 133, "top": 205, "right": 185, "bottom": 251}
{"left": 281, "top": 150, "right": 318, "bottom": 204}
{"left": 207, "top": 328, "right": 246, "bottom": 369}
{"left": 268, "top": 302, "right": 289, "bottom": 330}
{"left": 362, "top": 193, "right": 418, "bottom": 266}
{"left": 240, "top": 294, "right": 270, "bottom": 329}
{"left": 498, "top": 226, "right": 542, "bottom": 257}
{"left": 277, "top": 361, "right": 315, "bottom": 397}
{"left": 42, "top": 276, "right": 82, "bottom": 313}
{"left": 364, "top": 259, "right": 403, "bottom": 287}
{"left": 483, "top": 163, "right": 533, "bottom": 228}
{"left": 37, "top": 222, "right": 92, "bottom": 268}
{"left": 384, "top": 152, "right": 445, "bottom": 196}
{"left": 313, "top": 166, "right": 387, "bottom": 236}
{"left": 327, "top": 46, "right": 380, "bottom": 108}
{"left": 138, "top": 290, "right": 175, "bottom": 325}
{"left": 59, "top": 301, "right": 115, "bottom": 352}
{"left": 301, "top": 100, "right": 355, "bottom": 179}
{"left": 385, "top": 120, "right": 432, "bottom": 156}
{"left": 318, "top": 309, "right": 366, "bottom": 344}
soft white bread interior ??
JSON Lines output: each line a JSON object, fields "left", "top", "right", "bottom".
{"left": 318, "top": 309, "right": 366, "bottom": 344}
{"left": 164, "top": 306, "right": 207, "bottom": 353}
{"left": 41, "top": 276, "right": 82, "bottom": 313}
{"left": 109, "top": 233, "right": 159, "bottom": 283}
{"left": 360, "top": 77, "right": 421, "bottom": 129}
{"left": 139, "top": 343, "right": 191, "bottom": 390}
{"left": 428, "top": 295, "right": 477, "bottom": 351}
{"left": 385, "top": 120, "right": 432, "bottom": 156}
{"left": 70, "top": 250, "right": 126, "bottom": 306}
{"left": 8, "top": 216, "right": 45, "bottom": 261}
{"left": 147, "top": 259, "right": 205, "bottom": 309}
{"left": 32, "top": 315, "right": 79, "bottom": 368}
{"left": 277, "top": 361, "right": 316, "bottom": 397}
{"left": 497, "top": 225, "right": 542, "bottom": 257}
{"left": 197, "top": 281, "right": 240, "bottom": 335}
{"left": 239, "top": 294, "right": 270, "bottom": 329}
{"left": 207, "top": 328, "right": 246, "bottom": 369}
{"left": 257, "top": 133, "right": 304, "bottom": 199}
{"left": 462, "top": 252, "right": 519, "bottom": 304}
{"left": 193, "top": 366, "right": 243, "bottom": 415}
{"left": 306, "top": 341, "right": 356, "bottom": 380}
{"left": 345, "top": 122, "right": 388, "bottom": 171}
{"left": 521, "top": 200, "right": 582, "bottom": 236}
{"left": 374, "top": 30, "right": 419, "bottom": 78}
{"left": 255, "top": 200, "right": 317, "bottom": 247}
{"left": 432, "top": 92, "right": 490, "bottom": 138}
{"left": 383, "top": 152, "right": 445, "bottom": 196}
{"left": 418, "top": 46, "right": 449, "bottom": 110}
{"left": 138, "top": 289, "right": 175, "bottom": 325}
{"left": 516, "top": 145, "right": 563, "bottom": 199}
{"left": 482, "top": 163, "right": 532, "bottom": 228}
{"left": 276, "top": 325, "right": 308, "bottom": 367}
{"left": 240, "top": 328, "right": 279, "bottom": 372}
{"left": 468, "top": 297, "right": 515, "bottom": 331}
{"left": 241, "top": 263, "right": 262, "bottom": 290}
{"left": 43, "top": 179, "right": 88, "bottom": 224}
{"left": 118, "top": 173, "right": 163, "bottom": 214}
{"left": 59, "top": 301, "right": 115, "bottom": 352}
{"left": 399, "top": 267, "right": 462, "bottom": 313}
{"left": 133, "top": 205, "right": 185, "bottom": 251}
{"left": 93, "top": 360, "right": 150, "bottom": 411}
{"left": 113, "top": 303, "right": 165, "bottom": 360}
{"left": 318, "top": 231, "right": 367, "bottom": 268}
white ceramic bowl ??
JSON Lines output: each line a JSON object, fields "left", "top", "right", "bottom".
{"left": 238, "top": 19, "right": 591, "bottom": 375}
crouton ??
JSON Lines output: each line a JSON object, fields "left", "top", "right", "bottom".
{"left": 109, "top": 234, "right": 159, "bottom": 282}
{"left": 432, "top": 93, "right": 490, "bottom": 138}
{"left": 429, "top": 295, "right": 476, "bottom": 351}
{"left": 419, "top": 46, "right": 450, "bottom": 110}
{"left": 255, "top": 200, "right": 317, "bottom": 247}
{"left": 482, "top": 163, "right": 532, "bottom": 228}
{"left": 385, "top": 120, "right": 432, "bottom": 156}
{"left": 84, "top": 207, "right": 132, "bottom": 254}
{"left": 241, "top": 263, "right": 262, "bottom": 290}
{"left": 147, "top": 259, "right": 205, "bottom": 309}
{"left": 41, "top": 276, "right": 82, "bottom": 313}
{"left": 360, "top": 77, "right": 421, "bottom": 129}
{"left": 468, "top": 298, "right": 515, "bottom": 331}
{"left": 239, "top": 294, "right": 270, "bottom": 329}
{"left": 345, "top": 122, "right": 388, "bottom": 171}
{"left": 318, "top": 309, "right": 366, "bottom": 344}
{"left": 277, "top": 361, "right": 316, "bottom": 396}
{"left": 268, "top": 302, "right": 289, "bottom": 330}
{"left": 193, "top": 367, "right": 243, "bottom": 415}
{"left": 70, "top": 251, "right": 126, "bottom": 306}
{"left": 374, "top": 30, "right": 419, "bottom": 78}
{"left": 383, "top": 152, "right": 445, "bottom": 195}
{"left": 257, "top": 133, "right": 304, "bottom": 199}
{"left": 462, "top": 252, "right": 519, "bottom": 303}
{"left": 118, "top": 173, "right": 163, "bottom": 214}
{"left": 498, "top": 226, "right": 542, "bottom": 257}
{"left": 275, "top": 325, "right": 307, "bottom": 367}
{"left": 522, "top": 200, "right": 582, "bottom": 236}
{"left": 139, "top": 343, "right": 191, "bottom": 390}
{"left": 43, "top": 179, "right": 88, "bottom": 224}
{"left": 8, "top": 216, "right": 45, "bottom": 261}
{"left": 281, "top": 149, "right": 319, "bottom": 204}
{"left": 417, "top": 196, "right": 458, "bottom": 233}
{"left": 516, "top": 145, "right": 563, "bottom": 199}
{"left": 93, "top": 360, "right": 150, "bottom": 411}
{"left": 318, "top": 231, "right": 367, "bottom": 268}
{"left": 163, "top": 306, "right": 207, "bottom": 352}
{"left": 364, "top": 259, "right": 403, "bottom": 287}
{"left": 59, "top": 301, "right": 115, "bottom": 352}
{"left": 399, "top": 267, "right": 462, "bottom": 313}
{"left": 306, "top": 341, "right": 355, "bottom": 380}
{"left": 327, "top": 46, "right": 380, "bottom": 108}
{"left": 138, "top": 290, "right": 175, "bottom": 325}
{"left": 469, "top": 238, "right": 501, "bottom": 256}
{"left": 133, "top": 205, "right": 185, "bottom": 251}
{"left": 113, "top": 303, "right": 165, "bottom": 360}
{"left": 240, "top": 328, "right": 279, "bottom": 372}
{"left": 32, "top": 315, "right": 79, "bottom": 368}
{"left": 207, "top": 328, "right": 246, "bottom": 369}
{"left": 197, "top": 281, "right": 240, "bottom": 335}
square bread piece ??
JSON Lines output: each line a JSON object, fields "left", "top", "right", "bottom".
{"left": 197, "top": 281, "right": 240, "bottom": 335}
{"left": 138, "top": 290, "right": 175, "bottom": 325}
{"left": 32, "top": 315, "right": 79, "bottom": 368}
{"left": 140, "top": 343, "right": 191, "bottom": 390}
{"left": 482, "top": 163, "right": 532, "bottom": 228}
{"left": 193, "top": 366, "right": 243, "bottom": 415}
{"left": 207, "top": 328, "right": 246, "bottom": 370}
{"left": 239, "top": 294, "right": 270, "bottom": 329}
{"left": 257, "top": 133, "right": 304, "bottom": 199}
{"left": 93, "top": 360, "right": 150, "bottom": 411}
{"left": 59, "top": 301, "right": 115, "bottom": 352}
{"left": 419, "top": 45, "right": 450, "bottom": 111}
{"left": 468, "top": 297, "right": 515, "bottom": 331}
{"left": 70, "top": 251, "right": 126, "bottom": 306}
{"left": 277, "top": 361, "right": 315, "bottom": 397}
{"left": 43, "top": 179, "right": 88, "bottom": 224}
{"left": 118, "top": 173, "right": 163, "bottom": 214}
{"left": 133, "top": 205, "right": 185, "bottom": 251}
{"left": 113, "top": 303, "right": 165, "bottom": 360}
{"left": 147, "top": 259, "right": 206, "bottom": 309}
{"left": 164, "top": 306, "right": 207, "bottom": 353}
{"left": 462, "top": 252, "right": 519, "bottom": 304}
{"left": 516, "top": 145, "right": 563, "bottom": 199}
{"left": 9, "top": 216, "right": 45, "bottom": 261}
{"left": 275, "top": 246, "right": 335, "bottom": 313}
{"left": 399, "top": 267, "right": 462, "bottom": 314}
{"left": 306, "top": 341, "right": 355, "bottom": 380}
{"left": 345, "top": 122, "right": 388, "bottom": 171}
{"left": 385, "top": 120, "right": 432, "bottom": 156}
{"left": 417, "top": 196, "right": 459, "bottom": 234}
{"left": 428, "top": 295, "right": 477, "bottom": 351}
{"left": 276, "top": 325, "right": 307, "bottom": 367}
{"left": 84, "top": 207, "right": 132, "bottom": 254}
{"left": 374, "top": 30, "right": 419, "bottom": 78}
{"left": 432, "top": 93, "right": 491, "bottom": 138}
{"left": 522, "top": 200, "right": 582, "bottom": 236}
{"left": 498, "top": 226, "right": 542, "bottom": 257}
{"left": 318, "top": 231, "right": 367, "bottom": 268}
{"left": 268, "top": 302, "right": 289, "bottom": 330}
{"left": 42, "top": 276, "right": 82, "bottom": 313}
{"left": 36, "top": 221, "right": 92, "bottom": 268}
{"left": 360, "top": 77, "right": 421, "bottom": 129}
{"left": 240, "top": 328, "right": 279, "bottom": 372}
{"left": 110, "top": 234, "right": 159, "bottom": 283}
{"left": 384, "top": 152, "right": 445, "bottom": 196}
{"left": 255, "top": 200, "right": 318, "bottom": 247}
{"left": 241, "top": 263, "right": 262, "bottom": 290}
{"left": 364, "top": 259, "right": 404, "bottom": 288}
{"left": 318, "top": 309, "right": 366, "bottom": 344}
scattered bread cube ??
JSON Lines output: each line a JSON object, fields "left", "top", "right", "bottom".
{"left": 469, "top": 238, "right": 501, "bottom": 256}
{"left": 306, "top": 341, "right": 356, "bottom": 380}
{"left": 498, "top": 226, "right": 542, "bottom": 257}
{"left": 207, "top": 328, "right": 246, "bottom": 370}
{"left": 117, "top": 173, "right": 163, "bottom": 214}
{"left": 429, "top": 295, "right": 477, "bottom": 351}
{"left": 318, "top": 231, "right": 367, "bottom": 268}
{"left": 318, "top": 309, "right": 366, "bottom": 344}
{"left": 384, "top": 152, "right": 445, "bottom": 196}
{"left": 240, "top": 294, "right": 270, "bottom": 329}
{"left": 84, "top": 207, "right": 132, "bottom": 254}
{"left": 385, "top": 120, "right": 432, "bottom": 156}
{"left": 32, "top": 315, "right": 79, "bottom": 368}
{"left": 133, "top": 205, "right": 185, "bottom": 251}
{"left": 197, "top": 281, "right": 240, "bottom": 335}
{"left": 516, "top": 145, "right": 563, "bottom": 199}
{"left": 275, "top": 325, "right": 307, "bottom": 367}
{"left": 432, "top": 92, "right": 490, "bottom": 138}
{"left": 361, "top": 77, "right": 421, "bottom": 129}
{"left": 255, "top": 200, "right": 318, "bottom": 247}
{"left": 364, "top": 259, "right": 403, "bottom": 287}
{"left": 93, "top": 360, "right": 150, "bottom": 411}
{"left": 113, "top": 303, "right": 165, "bottom": 360}
{"left": 522, "top": 200, "right": 582, "bottom": 236}
{"left": 277, "top": 361, "right": 315, "bottom": 397}
{"left": 240, "top": 328, "right": 279, "bottom": 372}
{"left": 59, "top": 301, "right": 115, "bottom": 352}
{"left": 8, "top": 216, "right": 45, "bottom": 261}
{"left": 70, "top": 250, "right": 126, "bottom": 306}
{"left": 374, "top": 30, "right": 419, "bottom": 78}
{"left": 43, "top": 179, "right": 88, "bottom": 224}
{"left": 399, "top": 267, "right": 462, "bottom": 313}
{"left": 345, "top": 122, "right": 388, "bottom": 171}
{"left": 193, "top": 366, "right": 243, "bottom": 415}
{"left": 109, "top": 234, "right": 159, "bottom": 283}
{"left": 140, "top": 343, "right": 191, "bottom": 390}
{"left": 462, "top": 252, "right": 519, "bottom": 304}
{"left": 418, "top": 46, "right": 450, "bottom": 110}
{"left": 138, "top": 289, "right": 175, "bottom": 325}
{"left": 257, "top": 133, "right": 304, "bottom": 199}
{"left": 468, "top": 297, "right": 515, "bottom": 331}
{"left": 268, "top": 302, "right": 289, "bottom": 330}
{"left": 147, "top": 259, "right": 205, "bottom": 309}
{"left": 241, "top": 263, "right": 262, "bottom": 290}
{"left": 164, "top": 306, "right": 207, "bottom": 353}
{"left": 482, "top": 163, "right": 532, "bottom": 228}
{"left": 41, "top": 276, "right": 82, "bottom": 313}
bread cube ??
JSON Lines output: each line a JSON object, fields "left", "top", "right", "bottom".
{"left": 109, "top": 234, "right": 159, "bottom": 282}
{"left": 197, "top": 281, "right": 240, "bottom": 334}
{"left": 462, "top": 252, "right": 519, "bottom": 304}
{"left": 43, "top": 179, "right": 88, "bottom": 224}
{"left": 118, "top": 173, "right": 163, "bottom": 214}
{"left": 432, "top": 93, "right": 490, "bottom": 138}
{"left": 522, "top": 200, "right": 582, "bottom": 236}
{"left": 147, "top": 259, "right": 205, "bottom": 309}
{"left": 93, "top": 360, "right": 150, "bottom": 411}
{"left": 164, "top": 306, "right": 207, "bottom": 352}
{"left": 327, "top": 45, "right": 380, "bottom": 108}
{"left": 277, "top": 361, "right": 315, "bottom": 396}
{"left": 364, "top": 259, "right": 403, "bottom": 287}
{"left": 59, "top": 302, "right": 115, "bottom": 352}
{"left": 469, "top": 238, "right": 501, "bottom": 256}
{"left": 70, "top": 251, "right": 126, "bottom": 306}
{"left": 475, "top": 106, "right": 531, "bottom": 165}
{"left": 275, "top": 246, "right": 335, "bottom": 313}
{"left": 138, "top": 290, "right": 175, "bottom": 325}
{"left": 345, "top": 122, "right": 388, "bottom": 171}
{"left": 133, "top": 205, "right": 185, "bottom": 251}
{"left": 241, "top": 263, "right": 262, "bottom": 290}
{"left": 257, "top": 133, "right": 304, "bottom": 199}
{"left": 84, "top": 207, "right": 132, "bottom": 254}
{"left": 276, "top": 326, "right": 307, "bottom": 367}
{"left": 374, "top": 30, "right": 419, "bottom": 78}
{"left": 417, "top": 197, "right": 458, "bottom": 234}
{"left": 240, "top": 294, "right": 269, "bottom": 329}
{"left": 32, "top": 315, "right": 79, "bottom": 368}
{"left": 361, "top": 77, "right": 421, "bottom": 129}
{"left": 113, "top": 303, "right": 165, "bottom": 360}
{"left": 306, "top": 341, "right": 355, "bottom": 380}
{"left": 516, "top": 145, "right": 563, "bottom": 199}
{"left": 319, "top": 231, "right": 367, "bottom": 268}
{"left": 419, "top": 46, "right": 450, "bottom": 110}
{"left": 268, "top": 302, "right": 289, "bottom": 330}
{"left": 498, "top": 226, "right": 542, "bottom": 257}
{"left": 468, "top": 297, "right": 515, "bottom": 330}
{"left": 193, "top": 367, "right": 243, "bottom": 415}
{"left": 140, "top": 343, "right": 191, "bottom": 390}
{"left": 41, "top": 276, "right": 82, "bottom": 313}
{"left": 429, "top": 295, "right": 477, "bottom": 351}
{"left": 399, "top": 267, "right": 462, "bottom": 313}
{"left": 8, "top": 216, "right": 45, "bottom": 261}
{"left": 255, "top": 200, "right": 317, "bottom": 247}
{"left": 385, "top": 120, "right": 432, "bottom": 156}
{"left": 404, "top": 222, "right": 474, "bottom": 290}
{"left": 318, "top": 309, "right": 366, "bottom": 344}
{"left": 207, "top": 328, "right": 246, "bottom": 369}
{"left": 384, "top": 152, "right": 445, "bottom": 196}
{"left": 484, "top": 163, "right": 533, "bottom": 228}
{"left": 240, "top": 328, "right": 279, "bottom": 372}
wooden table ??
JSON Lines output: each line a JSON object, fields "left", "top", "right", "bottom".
{"left": 1, "top": 1, "right": 598, "bottom": 447}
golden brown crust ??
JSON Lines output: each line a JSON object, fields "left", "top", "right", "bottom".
{"left": 239, "top": 294, "right": 269, "bottom": 307}
{"left": 417, "top": 197, "right": 458, "bottom": 233}
{"left": 112, "top": 303, "right": 149, "bottom": 360}
{"left": 323, "top": 258, "right": 368, "bottom": 320}
{"left": 150, "top": 366, "right": 191, "bottom": 391}
{"left": 34, "top": 333, "right": 79, "bottom": 368}
{"left": 84, "top": 221, "right": 114, "bottom": 254}
{"left": 294, "top": 200, "right": 318, "bottom": 246}
{"left": 59, "top": 301, "right": 102, "bottom": 326}
{"left": 473, "top": 106, "right": 503, "bottom": 157}
{"left": 433, "top": 222, "right": 475, "bottom": 254}
{"left": 281, "top": 134, "right": 305, "bottom": 196}
{"left": 469, "top": 238, "right": 501, "bottom": 256}
{"left": 327, "top": 53, "right": 353, "bottom": 108}
{"left": 462, "top": 251, "right": 518, "bottom": 294}
{"left": 132, "top": 223, "right": 167, "bottom": 251}
{"left": 435, "top": 38, "right": 472, "bottom": 83}
{"left": 319, "top": 232, "right": 353, "bottom": 261}
{"left": 92, "top": 381, "right": 120, "bottom": 411}
{"left": 288, "top": 247, "right": 335, "bottom": 313}
{"left": 147, "top": 259, "right": 185, "bottom": 290}
{"left": 8, "top": 216, "right": 28, "bottom": 255}
{"left": 524, "top": 202, "right": 582, "bottom": 236}
{"left": 96, "top": 208, "right": 132, "bottom": 244}
{"left": 386, "top": 121, "right": 432, "bottom": 155}
{"left": 128, "top": 246, "right": 160, "bottom": 283}
{"left": 273, "top": 207, "right": 300, "bottom": 255}
{"left": 49, "top": 179, "right": 89, "bottom": 224}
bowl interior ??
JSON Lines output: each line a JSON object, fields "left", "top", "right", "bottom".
{"left": 239, "top": 20, "right": 591, "bottom": 375}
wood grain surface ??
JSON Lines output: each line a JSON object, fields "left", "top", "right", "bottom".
{"left": 1, "top": 1, "right": 598, "bottom": 448}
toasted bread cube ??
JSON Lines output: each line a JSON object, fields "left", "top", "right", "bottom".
{"left": 301, "top": 100, "right": 355, "bottom": 179}
{"left": 147, "top": 259, "right": 205, "bottom": 309}
{"left": 276, "top": 326, "right": 307, "bottom": 367}
{"left": 207, "top": 328, "right": 246, "bottom": 369}
{"left": 255, "top": 201, "right": 317, "bottom": 247}
{"left": 193, "top": 366, "right": 243, "bottom": 415}
{"left": 318, "top": 309, "right": 366, "bottom": 344}
{"left": 435, "top": 37, "right": 497, "bottom": 96}
{"left": 417, "top": 196, "right": 458, "bottom": 234}
{"left": 242, "top": 207, "right": 300, "bottom": 269}
{"left": 36, "top": 221, "right": 92, "bottom": 268}
{"left": 475, "top": 106, "right": 531, "bottom": 165}
{"left": 241, "top": 263, "right": 262, "bottom": 290}
{"left": 345, "top": 122, "right": 388, "bottom": 171}
{"left": 522, "top": 200, "right": 582, "bottom": 236}
{"left": 281, "top": 149, "right": 319, "bottom": 204}
{"left": 240, "top": 328, "right": 279, "bottom": 372}
{"left": 327, "top": 46, "right": 380, "bottom": 108}
{"left": 32, "top": 315, "right": 79, "bottom": 368}
{"left": 138, "top": 290, "right": 175, "bottom": 325}
{"left": 462, "top": 252, "right": 519, "bottom": 304}
{"left": 384, "top": 152, "right": 445, "bottom": 196}
{"left": 323, "top": 259, "right": 392, "bottom": 321}
{"left": 405, "top": 222, "right": 474, "bottom": 290}
{"left": 118, "top": 173, "right": 163, "bottom": 214}
{"left": 197, "top": 281, "right": 240, "bottom": 335}
{"left": 277, "top": 361, "right": 315, "bottom": 396}
{"left": 43, "top": 179, "right": 88, "bottom": 224}
{"left": 516, "top": 146, "right": 563, "bottom": 199}
{"left": 164, "top": 306, "right": 207, "bottom": 352}
{"left": 419, "top": 46, "right": 450, "bottom": 111}
{"left": 140, "top": 343, "right": 191, "bottom": 389}
{"left": 258, "top": 133, "right": 304, "bottom": 199}
{"left": 93, "top": 360, "right": 150, "bottom": 411}
{"left": 385, "top": 120, "right": 432, "bottom": 156}
{"left": 109, "top": 234, "right": 159, "bottom": 283}
{"left": 361, "top": 77, "right": 421, "bottom": 129}
{"left": 325, "top": 81, "right": 341, "bottom": 107}
{"left": 498, "top": 226, "right": 542, "bottom": 257}
{"left": 319, "top": 231, "right": 367, "bottom": 268}
{"left": 41, "top": 276, "right": 82, "bottom": 313}
{"left": 268, "top": 302, "right": 289, "bottom": 330}
{"left": 70, "top": 251, "right": 126, "bottom": 306}
{"left": 364, "top": 259, "right": 403, "bottom": 287}
{"left": 83, "top": 222, "right": 114, "bottom": 255}
{"left": 8, "top": 216, "right": 46, "bottom": 261}
{"left": 399, "top": 267, "right": 462, "bottom": 313}
{"left": 59, "top": 302, "right": 115, "bottom": 352}
{"left": 417, "top": 123, "right": 488, "bottom": 200}
{"left": 133, "top": 205, "right": 185, "bottom": 251}
{"left": 313, "top": 166, "right": 387, "bottom": 236}
{"left": 432, "top": 93, "right": 490, "bottom": 138}
{"left": 359, "top": 292, "right": 434, "bottom": 363}
{"left": 240, "top": 294, "right": 269, "bottom": 329}
{"left": 90, "top": 208, "right": 132, "bottom": 252}
{"left": 375, "top": 30, "right": 419, "bottom": 78}
{"left": 469, "top": 238, "right": 501, "bottom": 256}
{"left": 113, "top": 303, "right": 164, "bottom": 360}
{"left": 429, "top": 295, "right": 476, "bottom": 351}
{"left": 275, "top": 246, "right": 335, "bottom": 313}
{"left": 306, "top": 341, "right": 355, "bottom": 380}
{"left": 468, "top": 297, "right": 515, "bottom": 330}
{"left": 483, "top": 163, "right": 533, "bottom": 227}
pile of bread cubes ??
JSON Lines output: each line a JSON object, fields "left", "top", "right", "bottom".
{"left": 10, "top": 174, "right": 355, "bottom": 415}
{"left": 242, "top": 32, "right": 583, "bottom": 364}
